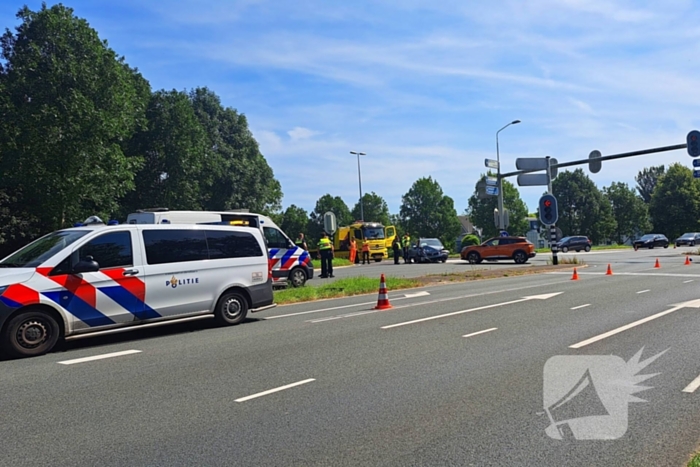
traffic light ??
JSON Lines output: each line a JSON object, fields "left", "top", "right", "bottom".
{"left": 539, "top": 194, "right": 558, "bottom": 225}
{"left": 688, "top": 130, "right": 700, "bottom": 157}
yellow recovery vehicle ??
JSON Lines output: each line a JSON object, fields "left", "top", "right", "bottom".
{"left": 311, "top": 221, "right": 397, "bottom": 263}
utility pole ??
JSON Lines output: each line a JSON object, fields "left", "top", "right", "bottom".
{"left": 546, "top": 156, "right": 558, "bottom": 265}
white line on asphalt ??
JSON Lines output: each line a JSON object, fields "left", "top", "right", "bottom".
{"left": 404, "top": 291, "right": 431, "bottom": 298}
{"left": 548, "top": 272, "right": 700, "bottom": 278}
{"left": 682, "top": 374, "right": 700, "bottom": 393}
{"left": 570, "top": 299, "right": 700, "bottom": 349}
{"left": 685, "top": 280, "right": 694, "bottom": 283}
{"left": 58, "top": 350, "right": 142, "bottom": 365}
{"left": 463, "top": 328, "right": 497, "bottom": 338}
{"left": 571, "top": 304, "right": 591, "bottom": 310}
{"left": 637, "top": 290, "right": 650, "bottom": 294}
{"left": 381, "top": 293, "right": 562, "bottom": 329}
{"left": 234, "top": 379, "right": 316, "bottom": 402}
{"left": 265, "top": 292, "right": 432, "bottom": 319}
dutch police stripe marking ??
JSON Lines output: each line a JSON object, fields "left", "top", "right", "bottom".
{"left": 278, "top": 248, "right": 297, "bottom": 268}
{"left": 41, "top": 291, "right": 115, "bottom": 327}
{"left": 58, "top": 350, "right": 142, "bottom": 365}
{"left": 0, "top": 296, "right": 23, "bottom": 309}
{"left": 99, "top": 286, "right": 161, "bottom": 320}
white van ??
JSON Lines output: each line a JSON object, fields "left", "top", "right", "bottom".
{"left": 126, "top": 209, "right": 314, "bottom": 288}
{"left": 0, "top": 220, "right": 274, "bottom": 359}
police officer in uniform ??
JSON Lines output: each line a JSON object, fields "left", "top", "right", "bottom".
{"left": 318, "top": 232, "right": 334, "bottom": 278}
{"left": 295, "top": 233, "right": 308, "bottom": 250}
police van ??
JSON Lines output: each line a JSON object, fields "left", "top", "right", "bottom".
{"left": 126, "top": 209, "right": 313, "bottom": 288}
{"left": 0, "top": 218, "right": 275, "bottom": 359}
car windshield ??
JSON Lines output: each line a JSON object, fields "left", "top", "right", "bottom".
{"left": 640, "top": 234, "right": 655, "bottom": 241}
{"left": 681, "top": 233, "right": 696, "bottom": 238}
{"left": 0, "top": 230, "right": 89, "bottom": 268}
{"left": 362, "top": 227, "right": 385, "bottom": 239}
{"left": 559, "top": 237, "right": 571, "bottom": 243}
{"left": 420, "top": 239, "right": 444, "bottom": 248}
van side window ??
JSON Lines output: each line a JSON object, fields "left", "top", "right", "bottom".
{"left": 263, "top": 227, "right": 289, "bottom": 249}
{"left": 79, "top": 231, "right": 133, "bottom": 269}
{"left": 143, "top": 229, "right": 208, "bottom": 265}
{"left": 205, "top": 230, "right": 263, "bottom": 259}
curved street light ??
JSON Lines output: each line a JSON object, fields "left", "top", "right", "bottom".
{"left": 495, "top": 120, "right": 521, "bottom": 230}
{"left": 350, "top": 151, "right": 366, "bottom": 221}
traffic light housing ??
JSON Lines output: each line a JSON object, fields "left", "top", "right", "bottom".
{"left": 539, "top": 194, "right": 558, "bottom": 225}
{"left": 688, "top": 130, "right": 700, "bottom": 157}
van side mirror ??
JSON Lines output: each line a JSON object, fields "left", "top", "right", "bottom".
{"left": 73, "top": 255, "right": 100, "bottom": 274}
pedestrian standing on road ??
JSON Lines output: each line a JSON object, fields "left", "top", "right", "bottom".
{"left": 349, "top": 235, "right": 357, "bottom": 264}
{"left": 318, "top": 232, "right": 334, "bottom": 278}
{"left": 392, "top": 236, "right": 402, "bottom": 265}
{"left": 361, "top": 241, "right": 370, "bottom": 264}
{"left": 295, "top": 233, "right": 308, "bottom": 251}
{"left": 402, "top": 232, "right": 411, "bottom": 264}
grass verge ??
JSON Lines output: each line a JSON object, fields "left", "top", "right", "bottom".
{"left": 421, "top": 263, "right": 582, "bottom": 284}
{"left": 274, "top": 276, "right": 421, "bottom": 304}
{"left": 687, "top": 453, "right": 700, "bottom": 467}
{"left": 310, "top": 258, "right": 354, "bottom": 269}
{"left": 535, "top": 245, "right": 632, "bottom": 253}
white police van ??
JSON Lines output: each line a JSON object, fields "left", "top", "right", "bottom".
{"left": 0, "top": 217, "right": 275, "bottom": 359}
{"left": 126, "top": 209, "right": 314, "bottom": 287}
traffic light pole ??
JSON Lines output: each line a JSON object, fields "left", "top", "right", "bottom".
{"left": 546, "top": 156, "right": 558, "bottom": 266}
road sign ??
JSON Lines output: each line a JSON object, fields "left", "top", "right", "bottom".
{"left": 694, "top": 169, "right": 700, "bottom": 179}
{"left": 517, "top": 173, "right": 549, "bottom": 186}
{"left": 500, "top": 230, "right": 509, "bottom": 237}
{"left": 486, "top": 186, "right": 499, "bottom": 196}
{"left": 688, "top": 130, "right": 700, "bottom": 157}
{"left": 589, "top": 150, "right": 602, "bottom": 174}
{"left": 549, "top": 158, "right": 558, "bottom": 179}
{"left": 516, "top": 158, "right": 548, "bottom": 171}
{"left": 485, "top": 177, "right": 498, "bottom": 186}
{"left": 539, "top": 194, "right": 559, "bottom": 225}
{"left": 323, "top": 211, "right": 337, "bottom": 234}
{"left": 485, "top": 159, "right": 499, "bottom": 169}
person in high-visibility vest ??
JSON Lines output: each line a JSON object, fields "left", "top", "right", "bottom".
{"left": 392, "top": 236, "right": 402, "bottom": 265}
{"left": 349, "top": 235, "right": 357, "bottom": 264}
{"left": 361, "top": 240, "right": 370, "bottom": 264}
{"left": 318, "top": 232, "right": 334, "bottom": 278}
{"left": 295, "top": 233, "right": 308, "bottom": 251}
{"left": 402, "top": 233, "right": 411, "bottom": 264}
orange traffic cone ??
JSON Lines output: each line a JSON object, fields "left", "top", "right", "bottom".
{"left": 374, "top": 274, "right": 393, "bottom": 310}
{"left": 571, "top": 268, "right": 579, "bottom": 280}
{"left": 654, "top": 258, "right": 661, "bottom": 269}
{"left": 686, "top": 256, "right": 691, "bottom": 266}
{"left": 606, "top": 264, "right": 613, "bottom": 275}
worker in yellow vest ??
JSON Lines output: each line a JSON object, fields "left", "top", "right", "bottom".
{"left": 318, "top": 232, "right": 334, "bottom": 278}
{"left": 402, "top": 232, "right": 411, "bottom": 264}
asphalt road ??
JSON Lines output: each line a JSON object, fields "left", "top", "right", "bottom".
{"left": 3, "top": 247, "right": 700, "bottom": 466}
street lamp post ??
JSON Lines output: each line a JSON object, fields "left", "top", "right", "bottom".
{"left": 495, "top": 120, "right": 521, "bottom": 231}
{"left": 350, "top": 151, "right": 366, "bottom": 221}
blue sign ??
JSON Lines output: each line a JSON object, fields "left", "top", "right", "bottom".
{"left": 500, "top": 231, "right": 509, "bottom": 237}
{"left": 694, "top": 169, "right": 700, "bottom": 179}
{"left": 485, "top": 177, "right": 498, "bottom": 186}
{"left": 486, "top": 186, "right": 499, "bottom": 196}
{"left": 694, "top": 159, "right": 700, "bottom": 168}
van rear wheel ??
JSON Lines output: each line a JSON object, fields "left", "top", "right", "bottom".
{"left": 1, "top": 310, "right": 60, "bottom": 358}
{"left": 214, "top": 291, "right": 248, "bottom": 326}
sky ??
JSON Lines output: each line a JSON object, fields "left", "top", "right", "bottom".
{"left": 2, "top": 0, "right": 700, "bottom": 219}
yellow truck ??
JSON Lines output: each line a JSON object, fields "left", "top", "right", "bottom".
{"left": 311, "top": 221, "right": 397, "bottom": 263}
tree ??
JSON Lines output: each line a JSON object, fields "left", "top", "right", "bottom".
{"left": 351, "top": 192, "right": 390, "bottom": 226}
{"left": 603, "top": 182, "right": 650, "bottom": 244}
{"left": 466, "top": 172, "right": 529, "bottom": 238}
{"left": 552, "top": 169, "right": 616, "bottom": 243}
{"left": 0, "top": 4, "right": 149, "bottom": 237}
{"left": 635, "top": 165, "right": 665, "bottom": 203}
{"left": 309, "top": 194, "right": 352, "bottom": 242}
{"left": 399, "top": 177, "right": 461, "bottom": 247}
{"left": 649, "top": 163, "right": 700, "bottom": 239}
{"left": 280, "top": 204, "right": 310, "bottom": 239}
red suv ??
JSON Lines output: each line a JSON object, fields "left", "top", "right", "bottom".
{"left": 461, "top": 236, "right": 536, "bottom": 264}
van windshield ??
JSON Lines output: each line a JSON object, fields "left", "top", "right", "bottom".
{"left": 0, "top": 230, "right": 89, "bottom": 268}
{"left": 363, "top": 227, "right": 385, "bottom": 240}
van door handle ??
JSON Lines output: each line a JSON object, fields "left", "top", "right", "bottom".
{"left": 123, "top": 268, "right": 139, "bottom": 276}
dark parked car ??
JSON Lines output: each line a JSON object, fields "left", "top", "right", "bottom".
{"left": 633, "top": 234, "right": 669, "bottom": 250}
{"left": 675, "top": 232, "right": 700, "bottom": 247}
{"left": 554, "top": 236, "right": 591, "bottom": 253}
{"left": 406, "top": 238, "right": 449, "bottom": 263}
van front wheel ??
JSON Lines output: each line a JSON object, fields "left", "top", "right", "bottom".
{"left": 215, "top": 291, "right": 248, "bottom": 326}
{"left": 1, "top": 310, "right": 60, "bottom": 358}
{"left": 289, "top": 268, "right": 307, "bottom": 287}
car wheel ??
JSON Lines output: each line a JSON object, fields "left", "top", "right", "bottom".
{"left": 575, "top": 249, "right": 580, "bottom": 252}
{"left": 441, "top": 259, "right": 447, "bottom": 263}
{"left": 561, "top": 246, "right": 569, "bottom": 253}
{"left": 467, "top": 252, "right": 481, "bottom": 264}
{"left": 691, "top": 242, "right": 696, "bottom": 247}
{"left": 214, "top": 291, "right": 248, "bottom": 326}
{"left": 289, "top": 267, "right": 307, "bottom": 288}
{"left": 513, "top": 251, "right": 527, "bottom": 264}
{"left": 1, "top": 309, "right": 60, "bottom": 358}
{"left": 584, "top": 245, "right": 591, "bottom": 252}
{"left": 664, "top": 244, "right": 669, "bottom": 249}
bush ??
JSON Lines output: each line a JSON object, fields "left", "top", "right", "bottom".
{"left": 461, "top": 234, "right": 480, "bottom": 247}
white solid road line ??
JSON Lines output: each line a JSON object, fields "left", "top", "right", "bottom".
{"left": 58, "top": 350, "right": 141, "bottom": 365}
{"left": 404, "top": 291, "right": 431, "bottom": 298}
{"left": 381, "top": 293, "right": 563, "bottom": 329}
{"left": 570, "top": 299, "right": 700, "bottom": 349}
{"left": 548, "top": 272, "right": 700, "bottom": 278}
{"left": 265, "top": 292, "right": 431, "bottom": 319}
{"left": 637, "top": 290, "right": 650, "bottom": 294}
{"left": 463, "top": 328, "right": 497, "bottom": 338}
{"left": 234, "top": 379, "right": 316, "bottom": 402}
{"left": 685, "top": 280, "right": 694, "bottom": 283}
{"left": 682, "top": 374, "right": 700, "bottom": 393}
{"left": 571, "top": 304, "right": 591, "bottom": 310}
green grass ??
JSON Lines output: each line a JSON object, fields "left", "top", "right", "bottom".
{"left": 687, "top": 453, "right": 700, "bottom": 467}
{"left": 310, "top": 258, "right": 354, "bottom": 269}
{"left": 274, "top": 276, "right": 421, "bottom": 304}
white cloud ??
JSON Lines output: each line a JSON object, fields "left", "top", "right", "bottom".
{"left": 287, "top": 127, "right": 319, "bottom": 141}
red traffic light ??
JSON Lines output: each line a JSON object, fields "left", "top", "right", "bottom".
{"left": 544, "top": 200, "right": 552, "bottom": 207}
